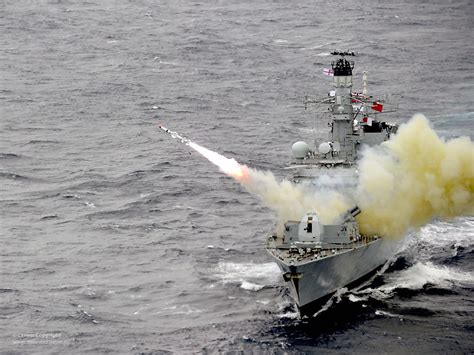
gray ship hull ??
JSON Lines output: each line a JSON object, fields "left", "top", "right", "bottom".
{"left": 267, "top": 238, "right": 399, "bottom": 314}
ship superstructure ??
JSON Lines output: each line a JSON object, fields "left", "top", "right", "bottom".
{"left": 289, "top": 51, "right": 397, "bottom": 183}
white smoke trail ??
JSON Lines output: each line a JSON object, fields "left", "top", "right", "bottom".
{"left": 180, "top": 113, "right": 473, "bottom": 239}
{"left": 186, "top": 141, "right": 349, "bottom": 231}
{"left": 187, "top": 142, "right": 247, "bottom": 180}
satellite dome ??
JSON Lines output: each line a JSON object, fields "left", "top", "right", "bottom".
{"left": 318, "top": 142, "right": 331, "bottom": 154}
{"left": 292, "top": 141, "right": 310, "bottom": 159}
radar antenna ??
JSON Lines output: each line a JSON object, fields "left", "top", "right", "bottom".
{"left": 330, "top": 50, "right": 356, "bottom": 56}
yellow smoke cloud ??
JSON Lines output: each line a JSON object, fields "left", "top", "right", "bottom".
{"left": 356, "top": 114, "right": 474, "bottom": 238}
{"left": 184, "top": 113, "right": 473, "bottom": 239}
{"left": 240, "top": 168, "right": 350, "bottom": 233}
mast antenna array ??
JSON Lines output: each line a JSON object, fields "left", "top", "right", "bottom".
{"left": 330, "top": 50, "right": 356, "bottom": 56}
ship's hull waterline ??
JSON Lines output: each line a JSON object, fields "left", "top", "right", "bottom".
{"left": 266, "top": 238, "right": 401, "bottom": 314}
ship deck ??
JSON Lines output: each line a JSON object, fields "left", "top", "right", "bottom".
{"left": 265, "top": 234, "right": 381, "bottom": 266}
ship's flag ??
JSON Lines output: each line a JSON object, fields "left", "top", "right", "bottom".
{"left": 323, "top": 68, "right": 334, "bottom": 76}
{"left": 362, "top": 116, "right": 373, "bottom": 126}
{"left": 371, "top": 102, "right": 383, "bottom": 112}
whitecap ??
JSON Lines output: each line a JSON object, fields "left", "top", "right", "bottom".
{"left": 418, "top": 218, "right": 474, "bottom": 248}
{"left": 348, "top": 294, "right": 368, "bottom": 303}
{"left": 214, "top": 261, "right": 281, "bottom": 291}
{"left": 278, "top": 311, "right": 299, "bottom": 319}
{"left": 380, "top": 261, "right": 473, "bottom": 293}
{"left": 375, "top": 309, "right": 400, "bottom": 318}
{"left": 241, "top": 281, "right": 265, "bottom": 291}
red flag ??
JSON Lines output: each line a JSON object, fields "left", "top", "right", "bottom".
{"left": 362, "top": 116, "right": 373, "bottom": 126}
{"left": 371, "top": 102, "right": 383, "bottom": 112}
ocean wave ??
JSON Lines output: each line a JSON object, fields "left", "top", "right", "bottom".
{"left": 0, "top": 153, "right": 23, "bottom": 159}
{"left": 0, "top": 172, "right": 32, "bottom": 181}
{"left": 24, "top": 139, "right": 62, "bottom": 145}
{"left": 379, "top": 261, "right": 473, "bottom": 294}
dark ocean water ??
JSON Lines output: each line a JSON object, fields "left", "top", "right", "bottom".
{"left": 1, "top": 0, "right": 473, "bottom": 353}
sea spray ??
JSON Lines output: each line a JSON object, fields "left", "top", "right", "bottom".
{"left": 356, "top": 114, "right": 474, "bottom": 238}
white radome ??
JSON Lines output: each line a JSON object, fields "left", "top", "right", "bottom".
{"left": 318, "top": 142, "right": 331, "bottom": 154}
{"left": 292, "top": 141, "right": 310, "bottom": 159}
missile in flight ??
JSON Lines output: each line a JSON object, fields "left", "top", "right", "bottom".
{"left": 158, "top": 125, "right": 191, "bottom": 145}
{"left": 158, "top": 124, "right": 249, "bottom": 181}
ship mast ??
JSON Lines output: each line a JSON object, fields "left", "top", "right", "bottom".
{"left": 291, "top": 51, "right": 398, "bottom": 172}
{"left": 330, "top": 51, "right": 356, "bottom": 162}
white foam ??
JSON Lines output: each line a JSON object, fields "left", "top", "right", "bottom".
{"left": 375, "top": 310, "right": 400, "bottom": 318}
{"left": 241, "top": 281, "right": 265, "bottom": 291}
{"left": 312, "top": 287, "right": 348, "bottom": 317}
{"left": 85, "top": 201, "right": 96, "bottom": 208}
{"left": 354, "top": 287, "right": 392, "bottom": 300}
{"left": 158, "top": 60, "right": 178, "bottom": 66}
{"left": 380, "top": 261, "right": 473, "bottom": 293}
{"left": 348, "top": 294, "right": 369, "bottom": 303}
{"left": 215, "top": 261, "right": 281, "bottom": 291}
{"left": 278, "top": 311, "right": 299, "bottom": 319}
{"left": 418, "top": 218, "right": 474, "bottom": 248}
{"left": 172, "top": 204, "right": 196, "bottom": 210}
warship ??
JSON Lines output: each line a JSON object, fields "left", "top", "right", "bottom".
{"left": 265, "top": 52, "right": 400, "bottom": 315}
